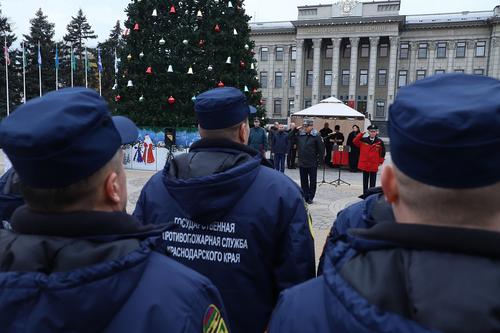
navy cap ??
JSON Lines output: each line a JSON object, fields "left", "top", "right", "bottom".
{"left": 389, "top": 74, "right": 500, "bottom": 189}
{"left": 0, "top": 88, "right": 138, "bottom": 189}
{"left": 367, "top": 125, "right": 378, "bottom": 131}
{"left": 195, "top": 87, "right": 256, "bottom": 130}
{"left": 303, "top": 119, "right": 314, "bottom": 126}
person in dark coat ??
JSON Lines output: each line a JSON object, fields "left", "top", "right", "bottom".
{"left": 248, "top": 118, "right": 268, "bottom": 155}
{"left": 319, "top": 122, "right": 333, "bottom": 167}
{"left": 0, "top": 168, "right": 24, "bottom": 228}
{"left": 346, "top": 124, "right": 361, "bottom": 172}
{"left": 268, "top": 74, "right": 500, "bottom": 333}
{"left": 271, "top": 124, "right": 290, "bottom": 173}
{"left": 0, "top": 88, "right": 229, "bottom": 333}
{"left": 134, "top": 87, "right": 315, "bottom": 333}
{"left": 287, "top": 123, "right": 299, "bottom": 169}
{"left": 296, "top": 119, "right": 325, "bottom": 204}
{"left": 353, "top": 124, "right": 386, "bottom": 194}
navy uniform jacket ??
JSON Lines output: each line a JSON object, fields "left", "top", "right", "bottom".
{"left": 0, "top": 207, "right": 229, "bottom": 333}
{"left": 134, "top": 138, "right": 316, "bottom": 333}
{"left": 269, "top": 193, "right": 500, "bottom": 333}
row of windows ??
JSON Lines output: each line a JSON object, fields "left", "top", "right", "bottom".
{"left": 260, "top": 47, "right": 297, "bottom": 62}
{"left": 397, "top": 68, "right": 485, "bottom": 87}
{"left": 399, "top": 41, "right": 487, "bottom": 59}
{"left": 260, "top": 67, "right": 486, "bottom": 89}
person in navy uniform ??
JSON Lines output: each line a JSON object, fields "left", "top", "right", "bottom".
{"left": 271, "top": 124, "right": 290, "bottom": 173}
{"left": 296, "top": 119, "right": 324, "bottom": 204}
{"left": 269, "top": 74, "right": 500, "bottom": 333}
{"left": 134, "top": 87, "right": 315, "bottom": 333}
{"left": 0, "top": 88, "right": 229, "bottom": 333}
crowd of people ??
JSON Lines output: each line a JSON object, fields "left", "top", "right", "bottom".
{"left": 0, "top": 73, "right": 498, "bottom": 333}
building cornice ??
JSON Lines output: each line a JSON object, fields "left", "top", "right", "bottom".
{"left": 404, "top": 20, "right": 491, "bottom": 30}
{"left": 292, "top": 15, "right": 405, "bottom": 27}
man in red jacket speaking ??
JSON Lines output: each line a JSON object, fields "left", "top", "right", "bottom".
{"left": 353, "top": 124, "right": 386, "bottom": 194}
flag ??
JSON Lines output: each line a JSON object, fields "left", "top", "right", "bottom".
{"left": 71, "top": 47, "right": 77, "bottom": 71}
{"left": 3, "top": 43, "right": 10, "bottom": 66}
{"left": 37, "top": 42, "right": 42, "bottom": 67}
{"left": 97, "top": 48, "right": 103, "bottom": 73}
{"left": 22, "top": 42, "right": 27, "bottom": 69}
{"left": 84, "top": 47, "right": 88, "bottom": 72}
{"left": 55, "top": 44, "right": 59, "bottom": 70}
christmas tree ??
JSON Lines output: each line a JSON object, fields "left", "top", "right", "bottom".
{"left": 114, "top": 0, "right": 263, "bottom": 127}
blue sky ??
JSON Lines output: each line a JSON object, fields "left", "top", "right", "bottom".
{"left": 1, "top": 0, "right": 499, "bottom": 47}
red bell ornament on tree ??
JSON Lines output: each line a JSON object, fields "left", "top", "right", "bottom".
{"left": 133, "top": 23, "right": 140, "bottom": 31}
{"left": 170, "top": 5, "right": 176, "bottom": 14}
{"left": 146, "top": 66, "right": 153, "bottom": 74}
{"left": 239, "top": 60, "right": 245, "bottom": 69}
{"left": 168, "top": 96, "right": 176, "bottom": 105}
{"left": 214, "top": 24, "right": 221, "bottom": 33}
{"left": 217, "top": 81, "right": 225, "bottom": 88}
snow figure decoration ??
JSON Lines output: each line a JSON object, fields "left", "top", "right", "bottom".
{"left": 134, "top": 143, "right": 144, "bottom": 163}
{"left": 142, "top": 134, "right": 156, "bottom": 164}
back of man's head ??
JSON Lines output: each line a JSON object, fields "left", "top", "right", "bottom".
{"left": 195, "top": 87, "right": 256, "bottom": 144}
{"left": 0, "top": 88, "right": 138, "bottom": 213}
{"left": 382, "top": 74, "right": 500, "bottom": 229}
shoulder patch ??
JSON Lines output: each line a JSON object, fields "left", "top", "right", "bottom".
{"left": 203, "top": 304, "right": 229, "bottom": 333}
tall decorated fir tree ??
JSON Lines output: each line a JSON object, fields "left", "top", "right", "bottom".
{"left": 114, "top": 0, "right": 264, "bottom": 127}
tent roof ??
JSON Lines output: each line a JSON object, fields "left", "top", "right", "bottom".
{"left": 292, "top": 97, "right": 365, "bottom": 118}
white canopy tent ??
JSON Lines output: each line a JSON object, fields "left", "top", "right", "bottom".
{"left": 291, "top": 97, "right": 369, "bottom": 131}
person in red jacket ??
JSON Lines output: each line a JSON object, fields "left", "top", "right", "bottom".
{"left": 353, "top": 124, "right": 386, "bottom": 194}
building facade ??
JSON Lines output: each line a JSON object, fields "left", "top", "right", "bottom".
{"left": 250, "top": 0, "right": 500, "bottom": 132}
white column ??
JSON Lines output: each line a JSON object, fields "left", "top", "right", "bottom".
{"left": 386, "top": 36, "right": 399, "bottom": 115}
{"left": 348, "top": 37, "right": 360, "bottom": 104}
{"left": 447, "top": 41, "right": 456, "bottom": 72}
{"left": 466, "top": 40, "right": 475, "bottom": 74}
{"left": 408, "top": 41, "right": 418, "bottom": 83}
{"left": 492, "top": 37, "right": 500, "bottom": 79}
{"left": 428, "top": 41, "right": 436, "bottom": 75}
{"left": 294, "top": 39, "right": 305, "bottom": 110}
{"left": 330, "top": 38, "right": 342, "bottom": 98}
{"left": 312, "top": 38, "right": 322, "bottom": 105}
{"left": 366, "top": 36, "right": 379, "bottom": 119}
{"left": 267, "top": 47, "right": 275, "bottom": 115}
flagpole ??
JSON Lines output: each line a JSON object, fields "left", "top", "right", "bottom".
{"left": 84, "top": 47, "right": 88, "bottom": 88}
{"left": 55, "top": 43, "right": 59, "bottom": 91}
{"left": 38, "top": 41, "right": 42, "bottom": 97}
{"left": 98, "top": 48, "right": 102, "bottom": 96}
{"left": 70, "top": 45, "right": 74, "bottom": 88}
{"left": 4, "top": 35, "right": 9, "bottom": 116}
{"left": 22, "top": 41, "right": 26, "bottom": 103}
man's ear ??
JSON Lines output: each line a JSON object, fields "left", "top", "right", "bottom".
{"left": 104, "top": 171, "right": 121, "bottom": 206}
{"left": 239, "top": 122, "right": 249, "bottom": 144}
{"left": 382, "top": 165, "right": 399, "bottom": 203}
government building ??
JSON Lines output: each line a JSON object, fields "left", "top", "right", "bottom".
{"left": 250, "top": 0, "right": 500, "bottom": 133}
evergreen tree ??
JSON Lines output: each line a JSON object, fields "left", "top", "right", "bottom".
{"left": 98, "top": 20, "right": 124, "bottom": 101}
{"left": 62, "top": 9, "right": 98, "bottom": 87}
{"left": 1, "top": 4, "right": 23, "bottom": 116}
{"left": 114, "top": 0, "right": 263, "bottom": 127}
{"left": 22, "top": 8, "right": 56, "bottom": 100}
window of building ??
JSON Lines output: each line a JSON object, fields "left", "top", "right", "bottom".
{"left": 436, "top": 42, "right": 447, "bottom": 58}
{"left": 275, "top": 47, "right": 284, "bottom": 61}
{"left": 260, "top": 71, "right": 268, "bottom": 88}
{"left": 418, "top": 43, "right": 428, "bottom": 59}
{"left": 343, "top": 45, "right": 351, "bottom": 58}
{"left": 324, "top": 70, "right": 332, "bottom": 86}
{"left": 378, "top": 4, "right": 400, "bottom": 11}
{"left": 377, "top": 69, "right": 387, "bottom": 86}
{"left": 454, "top": 69, "right": 464, "bottom": 74}
{"left": 342, "top": 70, "right": 350, "bottom": 86}
{"left": 275, "top": 72, "right": 283, "bottom": 88}
{"left": 289, "top": 72, "right": 296, "bottom": 87}
{"left": 456, "top": 42, "right": 466, "bottom": 58}
{"left": 416, "top": 70, "right": 426, "bottom": 80}
{"left": 475, "top": 41, "right": 486, "bottom": 57}
{"left": 288, "top": 99, "right": 295, "bottom": 115}
{"left": 290, "top": 46, "right": 297, "bottom": 61}
{"left": 379, "top": 44, "right": 388, "bottom": 57}
{"left": 375, "top": 100, "right": 386, "bottom": 118}
{"left": 325, "top": 45, "right": 333, "bottom": 59}
{"left": 398, "top": 70, "right": 408, "bottom": 87}
{"left": 306, "top": 70, "right": 313, "bottom": 86}
{"left": 273, "top": 99, "right": 282, "bottom": 115}
{"left": 360, "top": 44, "right": 369, "bottom": 58}
{"left": 260, "top": 47, "right": 269, "bottom": 61}
{"left": 299, "top": 8, "right": 318, "bottom": 16}
{"left": 359, "top": 69, "right": 368, "bottom": 86}
{"left": 304, "top": 99, "right": 312, "bottom": 108}
{"left": 399, "top": 43, "right": 409, "bottom": 59}
{"left": 474, "top": 69, "right": 484, "bottom": 75}
{"left": 435, "top": 69, "right": 445, "bottom": 75}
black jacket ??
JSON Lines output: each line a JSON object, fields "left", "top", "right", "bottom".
{"left": 296, "top": 132, "right": 324, "bottom": 168}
